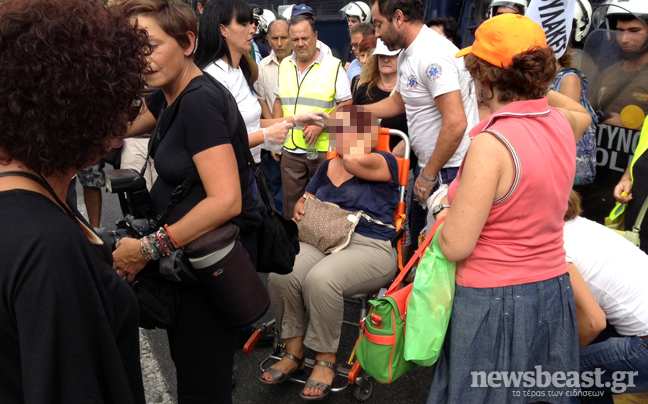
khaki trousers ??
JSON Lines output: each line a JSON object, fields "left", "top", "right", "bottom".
{"left": 268, "top": 233, "right": 397, "bottom": 353}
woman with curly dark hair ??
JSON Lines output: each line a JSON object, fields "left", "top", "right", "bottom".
{"left": 425, "top": 15, "right": 593, "bottom": 402}
{"left": 0, "top": 0, "right": 147, "bottom": 403}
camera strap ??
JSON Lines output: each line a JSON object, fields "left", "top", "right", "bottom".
{"left": 0, "top": 171, "right": 104, "bottom": 245}
{"left": 143, "top": 81, "right": 202, "bottom": 173}
{"left": 142, "top": 81, "right": 204, "bottom": 227}
{"left": 0, "top": 171, "right": 77, "bottom": 219}
{"left": 143, "top": 72, "right": 258, "bottom": 227}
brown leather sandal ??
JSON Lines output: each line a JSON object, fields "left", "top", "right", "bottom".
{"left": 259, "top": 352, "right": 305, "bottom": 385}
{"left": 300, "top": 360, "right": 338, "bottom": 401}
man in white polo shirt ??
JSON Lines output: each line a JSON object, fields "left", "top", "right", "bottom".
{"left": 364, "top": 0, "right": 478, "bottom": 241}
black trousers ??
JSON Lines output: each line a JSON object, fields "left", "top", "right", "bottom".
{"left": 167, "top": 282, "right": 238, "bottom": 404}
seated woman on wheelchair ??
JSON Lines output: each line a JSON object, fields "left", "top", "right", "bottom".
{"left": 261, "top": 104, "right": 399, "bottom": 400}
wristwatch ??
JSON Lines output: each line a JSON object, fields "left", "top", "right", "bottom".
{"left": 432, "top": 204, "right": 451, "bottom": 219}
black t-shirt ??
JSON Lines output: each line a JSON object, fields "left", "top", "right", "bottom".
{"left": 626, "top": 151, "right": 648, "bottom": 253}
{"left": 146, "top": 75, "right": 261, "bottom": 235}
{"left": 353, "top": 82, "right": 418, "bottom": 168}
{"left": 0, "top": 190, "right": 144, "bottom": 404}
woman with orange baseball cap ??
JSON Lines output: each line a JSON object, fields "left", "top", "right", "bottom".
{"left": 426, "top": 14, "right": 593, "bottom": 402}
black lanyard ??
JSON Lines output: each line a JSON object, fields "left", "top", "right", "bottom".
{"left": 0, "top": 171, "right": 78, "bottom": 220}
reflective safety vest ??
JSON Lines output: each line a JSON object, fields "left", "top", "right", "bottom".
{"left": 609, "top": 117, "right": 648, "bottom": 221}
{"left": 277, "top": 54, "right": 342, "bottom": 152}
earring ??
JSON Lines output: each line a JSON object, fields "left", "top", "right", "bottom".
{"left": 478, "top": 88, "right": 484, "bottom": 104}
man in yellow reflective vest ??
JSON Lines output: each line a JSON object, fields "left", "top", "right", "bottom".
{"left": 273, "top": 12, "right": 352, "bottom": 219}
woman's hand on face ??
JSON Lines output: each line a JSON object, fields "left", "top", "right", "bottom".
{"left": 614, "top": 177, "right": 633, "bottom": 203}
{"left": 113, "top": 238, "right": 148, "bottom": 283}
{"left": 294, "top": 111, "right": 329, "bottom": 128}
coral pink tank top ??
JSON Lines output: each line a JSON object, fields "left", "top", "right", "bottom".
{"left": 448, "top": 98, "right": 575, "bottom": 288}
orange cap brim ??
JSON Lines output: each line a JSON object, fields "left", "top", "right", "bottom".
{"left": 455, "top": 46, "right": 472, "bottom": 58}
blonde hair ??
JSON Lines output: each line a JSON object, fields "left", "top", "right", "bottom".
{"left": 358, "top": 54, "right": 381, "bottom": 100}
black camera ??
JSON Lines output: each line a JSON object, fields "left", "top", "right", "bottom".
{"left": 100, "top": 169, "right": 156, "bottom": 250}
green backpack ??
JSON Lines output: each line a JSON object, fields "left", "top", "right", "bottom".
{"left": 354, "top": 219, "right": 445, "bottom": 383}
{"left": 354, "top": 282, "right": 415, "bottom": 383}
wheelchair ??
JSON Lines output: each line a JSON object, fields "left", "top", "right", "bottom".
{"left": 244, "top": 128, "right": 411, "bottom": 402}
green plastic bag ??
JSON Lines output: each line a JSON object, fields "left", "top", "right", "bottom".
{"left": 403, "top": 223, "right": 455, "bottom": 366}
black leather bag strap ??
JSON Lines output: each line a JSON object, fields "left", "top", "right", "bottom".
{"left": 145, "top": 82, "right": 200, "bottom": 165}
{"left": 144, "top": 81, "right": 203, "bottom": 227}
{"left": 149, "top": 73, "right": 253, "bottom": 227}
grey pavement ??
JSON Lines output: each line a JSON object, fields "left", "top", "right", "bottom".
{"left": 79, "top": 179, "right": 435, "bottom": 404}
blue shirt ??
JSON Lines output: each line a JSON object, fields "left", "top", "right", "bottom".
{"left": 306, "top": 151, "right": 399, "bottom": 241}
{"left": 347, "top": 58, "right": 361, "bottom": 81}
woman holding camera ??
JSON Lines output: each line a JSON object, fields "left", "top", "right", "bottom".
{"left": 111, "top": 1, "right": 257, "bottom": 402}
{"left": 112, "top": 1, "right": 326, "bottom": 402}
{"left": 0, "top": 0, "right": 147, "bottom": 402}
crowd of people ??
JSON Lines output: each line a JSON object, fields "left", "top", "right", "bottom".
{"left": 1, "top": 0, "right": 648, "bottom": 403}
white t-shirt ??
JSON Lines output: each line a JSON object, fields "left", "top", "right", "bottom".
{"left": 395, "top": 25, "right": 479, "bottom": 169}
{"left": 564, "top": 217, "right": 648, "bottom": 336}
{"left": 205, "top": 59, "right": 262, "bottom": 163}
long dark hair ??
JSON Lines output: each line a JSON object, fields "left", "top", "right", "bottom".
{"left": 194, "top": 0, "right": 254, "bottom": 90}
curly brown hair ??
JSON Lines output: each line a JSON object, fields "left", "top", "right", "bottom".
{"left": 0, "top": 0, "right": 148, "bottom": 176}
{"left": 464, "top": 47, "right": 557, "bottom": 103}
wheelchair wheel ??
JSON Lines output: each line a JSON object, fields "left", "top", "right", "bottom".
{"left": 353, "top": 380, "right": 373, "bottom": 402}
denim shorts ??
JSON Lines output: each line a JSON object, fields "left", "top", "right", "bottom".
{"left": 426, "top": 274, "right": 579, "bottom": 403}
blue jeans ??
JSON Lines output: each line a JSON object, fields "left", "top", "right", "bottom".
{"left": 577, "top": 336, "right": 648, "bottom": 403}
{"left": 410, "top": 166, "right": 459, "bottom": 245}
